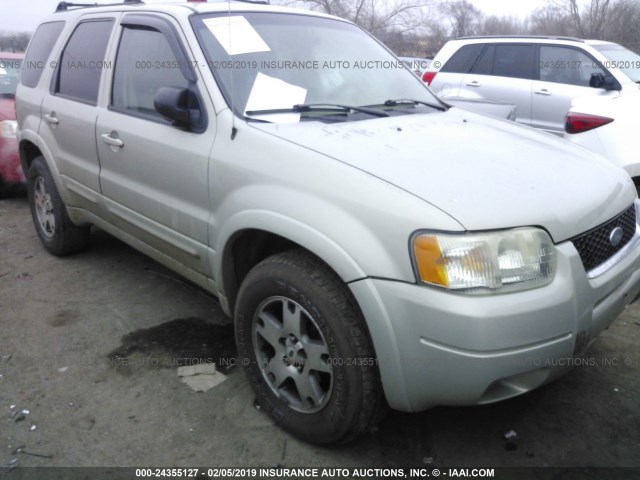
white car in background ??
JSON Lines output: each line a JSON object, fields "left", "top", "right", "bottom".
{"left": 425, "top": 37, "right": 640, "bottom": 187}
{"left": 565, "top": 88, "right": 640, "bottom": 193}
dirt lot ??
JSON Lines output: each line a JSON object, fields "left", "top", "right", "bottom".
{"left": 1, "top": 195, "right": 640, "bottom": 475}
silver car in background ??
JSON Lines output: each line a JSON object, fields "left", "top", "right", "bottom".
{"left": 425, "top": 37, "right": 638, "bottom": 134}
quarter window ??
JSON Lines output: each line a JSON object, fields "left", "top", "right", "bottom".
{"left": 55, "top": 20, "right": 114, "bottom": 104}
{"left": 111, "top": 27, "right": 190, "bottom": 118}
{"left": 21, "top": 21, "right": 65, "bottom": 88}
{"left": 441, "top": 44, "right": 484, "bottom": 74}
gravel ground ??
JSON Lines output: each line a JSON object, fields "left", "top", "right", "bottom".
{"left": 1, "top": 195, "right": 639, "bottom": 476}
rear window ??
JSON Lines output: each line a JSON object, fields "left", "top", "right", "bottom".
{"left": 21, "top": 21, "right": 65, "bottom": 88}
{"left": 441, "top": 44, "right": 484, "bottom": 74}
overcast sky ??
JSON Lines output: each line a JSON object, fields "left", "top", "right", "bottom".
{"left": 2, "top": 0, "right": 550, "bottom": 33}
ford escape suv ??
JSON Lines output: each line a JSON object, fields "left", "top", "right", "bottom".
{"left": 17, "top": 1, "right": 640, "bottom": 444}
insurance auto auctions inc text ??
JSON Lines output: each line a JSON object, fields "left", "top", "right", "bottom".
{"left": 254, "top": 468, "right": 495, "bottom": 478}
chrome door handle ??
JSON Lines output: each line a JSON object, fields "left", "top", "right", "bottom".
{"left": 465, "top": 81, "right": 481, "bottom": 87}
{"left": 534, "top": 89, "right": 552, "bottom": 96}
{"left": 44, "top": 113, "right": 59, "bottom": 125}
{"left": 101, "top": 133, "right": 124, "bottom": 148}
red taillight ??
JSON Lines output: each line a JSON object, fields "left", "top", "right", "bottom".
{"left": 565, "top": 113, "right": 614, "bottom": 134}
{"left": 422, "top": 71, "right": 437, "bottom": 85}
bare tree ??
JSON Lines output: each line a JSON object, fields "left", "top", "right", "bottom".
{"left": 602, "top": 0, "right": 640, "bottom": 50}
{"left": 0, "top": 32, "right": 31, "bottom": 52}
{"left": 443, "top": 0, "right": 483, "bottom": 37}
{"left": 477, "top": 15, "right": 526, "bottom": 35}
{"left": 422, "top": 21, "right": 450, "bottom": 55}
{"left": 549, "top": 0, "right": 614, "bottom": 37}
{"left": 278, "top": 0, "right": 433, "bottom": 37}
{"left": 531, "top": 0, "right": 640, "bottom": 50}
{"left": 529, "top": 4, "right": 575, "bottom": 35}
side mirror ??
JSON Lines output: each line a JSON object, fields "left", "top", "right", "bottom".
{"left": 589, "top": 72, "right": 620, "bottom": 91}
{"left": 154, "top": 86, "right": 206, "bottom": 133}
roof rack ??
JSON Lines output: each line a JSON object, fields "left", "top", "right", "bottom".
{"left": 457, "top": 35, "right": 584, "bottom": 42}
{"left": 193, "top": 0, "right": 270, "bottom": 4}
{"left": 55, "top": 0, "right": 143, "bottom": 12}
{"left": 231, "top": 0, "right": 270, "bottom": 4}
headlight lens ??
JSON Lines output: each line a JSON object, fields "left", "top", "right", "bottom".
{"left": 412, "top": 228, "right": 556, "bottom": 294}
{"left": 0, "top": 120, "right": 17, "bottom": 138}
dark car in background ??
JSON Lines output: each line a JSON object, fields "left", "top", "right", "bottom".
{"left": 0, "top": 52, "right": 25, "bottom": 197}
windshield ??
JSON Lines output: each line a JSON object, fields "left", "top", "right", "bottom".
{"left": 191, "top": 13, "right": 442, "bottom": 122}
{"left": 0, "top": 57, "right": 22, "bottom": 97}
{"left": 592, "top": 43, "right": 640, "bottom": 83}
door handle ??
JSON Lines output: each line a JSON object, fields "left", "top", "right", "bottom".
{"left": 44, "top": 113, "right": 59, "bottom": 125}
{"left": 534, "top": 89, "right": 552, "bottom": 96}
{"left": 465, "top": 80, "right": 481, "bottom": 87}
{"left": 101, "top": 133, "right": 124, "bottom": 148}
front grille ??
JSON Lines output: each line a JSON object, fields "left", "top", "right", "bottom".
{"left": 571, "top": 205, "right": 637, "bottom": 272}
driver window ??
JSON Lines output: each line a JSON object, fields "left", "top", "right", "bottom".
{"left": 112, "top": 26, "right": 189, "bottom": 118}
{"left": 539, "top": 46, "right": 605, "bottom": 87}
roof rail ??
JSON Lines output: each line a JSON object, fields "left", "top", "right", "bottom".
{"left": 55, "top": 0, "right": 144, "bottom": 12}
{"left": 200, "top": 0, "right": 270, "bottom": 4}
{"left": 457, "top": 35, "right": 584, "bottom": 42}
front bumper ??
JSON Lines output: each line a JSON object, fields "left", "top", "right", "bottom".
{"left": 350, "top": 221, "right": 640, "bottom": 412}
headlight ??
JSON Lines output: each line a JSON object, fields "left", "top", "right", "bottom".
{"left": 412, "top": 228, "right": 556, "bottom": 294}
{"left": 0, "top": 120, "right": 17, "bottom": 138}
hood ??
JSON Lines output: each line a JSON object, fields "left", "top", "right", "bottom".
{"left": 251, "top": 108, "right": 636, "bottom": 242}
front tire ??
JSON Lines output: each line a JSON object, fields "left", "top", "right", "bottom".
{"left": 27, "top": 157, "right": 90, "bottom": 255}
{"left": 235, "top": 250, "right": 385, "bottom": 444}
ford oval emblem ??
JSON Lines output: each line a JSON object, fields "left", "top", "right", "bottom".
{"left": 609, "top": 226, "right": 624, "bottom": 247}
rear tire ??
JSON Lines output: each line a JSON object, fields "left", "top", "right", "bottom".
{"left": 27, "top": 156, "right": 90, "bottom": 255}
{"left": 235, "top": 250, "right": 385, "bottom": 444}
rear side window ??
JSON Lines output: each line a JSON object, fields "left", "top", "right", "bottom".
{"left": 441, "top": 44, "right": 484, "bottom": 74}
{"left": 54, "top": 19, "right": 114, "bottom": 104}
{"left": 492, "top": 45, "right": 534, "bottom": 79}
{"left": 21, "top": 21, "right": 65, "bottom": 88}
{"left": 472, "top": 45, "right": 494, "bottom": 75}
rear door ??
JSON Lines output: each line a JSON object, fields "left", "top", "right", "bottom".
{"left": 96, "top": 13, "right": 216, "bottom": 277}
{"left": 429, "top": 43, "right": 484, "bottom": 96}
{"left": 531, "top": 44, "right": 611, "bottom": 135}
{"left": 39, "top": 15, "right": 117, "bottom": 211}
{"left": 460, "top": 44, "right": 535, "bottom": 126}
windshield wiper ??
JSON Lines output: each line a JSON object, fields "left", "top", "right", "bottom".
{"left": 380, "top": 98, "right": 448, "bottom": 112}
{"left": 245, "top": 103, "right": 389, "bottom": 118}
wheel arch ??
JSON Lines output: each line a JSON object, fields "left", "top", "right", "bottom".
{"left": 19, "top": 138, "right": 43, "bottom": 175}
{"left": 216, "top": 212, "right": 368, "bottom": 317}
